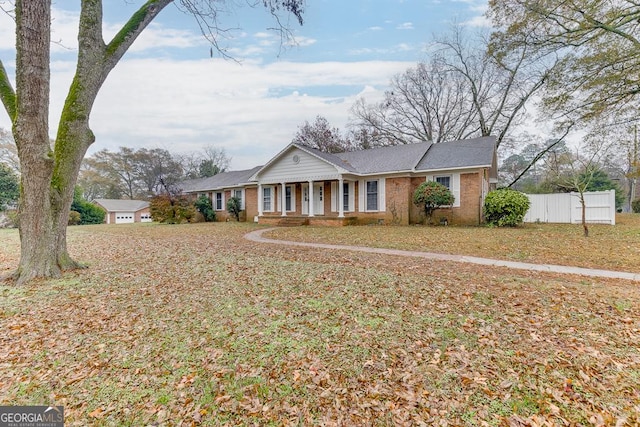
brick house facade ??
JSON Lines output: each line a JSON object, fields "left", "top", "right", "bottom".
{"left": 180, "top": 137, "right": 497, "bottom": 226}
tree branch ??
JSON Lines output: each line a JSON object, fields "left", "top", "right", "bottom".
{"left": 507, "top": 123, "right": 574, "bottom": 188}
{"left": 0, "top": 60, "right": 17, "bottom": 122}
{"left": 104, "top": 0, "right": 173, "bottom": 69}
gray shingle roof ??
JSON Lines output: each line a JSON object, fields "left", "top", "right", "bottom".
{"left": 415, "top": 136, "right": 496, "bottom": 171}
{"left": 179, "top": 166, "right": 262, "bottom": 193}
{"left": 294, "top": 137, "right": 494, "bottom": 175}
{"left": 94, "top": 199, "right": 149, "bottom": 212}
{"left": 334, "top": 142, "right": 432, "bottom": 174}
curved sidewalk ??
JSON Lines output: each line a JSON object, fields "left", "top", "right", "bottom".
{"left": 244, "top": 228, "right": 640, "bottom": 282}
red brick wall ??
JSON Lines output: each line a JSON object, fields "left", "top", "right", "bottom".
{"left": 408, "top": 172, "right": 484, "bottom": 225}
{"left": 383, "top": 177, "right": 411, "bottom": 225}
{"left": 245, "top": 187, "right": 258, "bottom": 222}
{"left": 454, "top": 172, "right": 482, "bottom": 225}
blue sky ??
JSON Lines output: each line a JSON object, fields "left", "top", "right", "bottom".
{"left": 0, "top": 0, "right": 490, "bottom": 169}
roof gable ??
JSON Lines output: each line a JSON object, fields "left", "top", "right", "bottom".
{"left": 251, "top": 144, "right": 348, "bottom": 183}
{"left": 94, "top": 199, "right": 149, "bottom": 212}
{"left": 415, "top": 136, "right": 496, "bottom": 172}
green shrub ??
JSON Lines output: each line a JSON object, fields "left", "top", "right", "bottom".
{"left": 0, "top": 163, "right": 19, "bottom": 212}
{"left": 68, "top": 210, "right": 81, "bottom": 225}
{"left": 413, "top": 181, "right": 454, "bottom": 223}
{"left": 194, "top": 195, "right": 216, "bottom": 222}
{"left": 226, "top": 196, "right": 242, "bottom": 221}
{"left": 484, "top": 188, "right": 530, "bottom": 227}
{"left": 71, "top": 187, "right": 106, "bottom": 224}
{"left": 632, "top": 199, "right": 640, "bottom": 214}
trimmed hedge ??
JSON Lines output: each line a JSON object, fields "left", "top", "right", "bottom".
{"left": 484, "top": 188, "right": 530, "bottom": 227}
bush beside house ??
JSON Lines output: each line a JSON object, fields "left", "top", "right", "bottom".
{"left": 226, "top": 196, "right": 242, "bottom": 221}
{"left": 484, "top": 188, "right": 530, "bottom": 227}
{"left": 412, "top": 181, "right": 454, "bottom": 224}
{"left": 150, "top": 195, "right": 197, "bottom": 224}
{"left": 195, "top": 195, "right": 216, "bottom": 222}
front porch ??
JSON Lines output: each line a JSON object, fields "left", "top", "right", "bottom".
{"left": 257, "top": 215, "right": 357, "bottom": 227}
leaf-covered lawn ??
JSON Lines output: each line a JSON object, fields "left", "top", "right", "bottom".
{"left": 1, "top": 222, "right": 639, "bottom": 426}
{"left": 267, "top": 213, "right": 640, "bottom": 273}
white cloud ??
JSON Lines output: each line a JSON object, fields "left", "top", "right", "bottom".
{"left": 76, "top": 57, "right": 413, "bottom": 169}
{"left": 368, "top": 26, "right": 383, "bottom": 31}
{"left": 396, "top": 22, "right": 414, "bottom": 30}
{"left": 289, "top": 36, "right": 317, "bottom": 47}
{"left": 463, "top": 15, "right": 492, "bottom": 28}
{"left": 349, "top": 43, "right": 415, "bottom": 56}
{"left": 1, "top": 6, "right": 206, "bottom": 55}
{"left": 110, "top": 24, "right": 205, "bottom": 52}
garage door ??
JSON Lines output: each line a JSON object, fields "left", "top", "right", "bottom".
{"left": 115, "top": 212, "right": 135, "bottom": 224}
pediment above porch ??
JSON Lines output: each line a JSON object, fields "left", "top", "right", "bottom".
{"left": 250, "top": 145, "right": 347, "bottom": 184}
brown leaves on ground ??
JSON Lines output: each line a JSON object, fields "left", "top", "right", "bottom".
{"left": 268, "top": 213, "right": 640, "bottom": 273}
{"left": 0, "top": 221, "right": 639, "bottom": 425}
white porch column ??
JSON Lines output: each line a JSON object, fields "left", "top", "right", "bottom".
{"left": 281, "top": 182, "right": 287, "bottom": 216}
{"left": 258, "top": 184, "right": 263, "bottom": 216}
{"left": 308, "top": 180, "right": 314, "bottom": 217}
{"left": 338, "top": 177, "right": 345, "bottom": 218}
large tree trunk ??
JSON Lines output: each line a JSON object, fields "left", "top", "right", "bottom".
{"left": 6, "top": 0, "right": 172, "bottom": 284}
{"left": 12, "top": 0, "right": 61, "bottom": 284}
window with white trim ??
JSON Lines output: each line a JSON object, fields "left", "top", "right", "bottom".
{"left": 263, "top": 186, "right": 273, "bottom": 212}
{"left": 343, "top": 182, "right": 350, "bottom": 211}
{"left": 285, "top": 185, "right": 295, "bottom": 211}
{"left": 233, "top": 189, "right": 244, "bottom": 209}
{"left": 366, "top": 180, "right": 378, "bottom": 211}
{"left": 428, "top": 174, "right": 460, "bottom": 208}
{"left": 332, "top": 181, "right": 355, "bottom": 212}
{"left": 435, "top": 175, "right": 451, "bottom": 190}
{"left": 214, "top": 192, "right": 224, "bottom": 210}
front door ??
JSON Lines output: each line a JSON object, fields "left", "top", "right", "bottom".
{"left": 314, "top": 183, "right": 324, "bottom": 215}
{"left": 302, "top": 183, "right": 324, "bottom": 215}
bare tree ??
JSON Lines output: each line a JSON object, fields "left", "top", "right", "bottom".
{"left": 351, "top": 58, "right": 476, "bottom": 145}
{"left": 436, "top": 26, "right": 552, "bottom": 149}
{"left": 292, "top": 115, "right": 354, "bottom": 153}
{"left": 177, "top": 146, "right": 231, "bottom": 179}
{"left": 351, "top": 25, "right": 554, "bottom": 151}
{"left": 135, "top": 148, "right": 183, "bottom": 197}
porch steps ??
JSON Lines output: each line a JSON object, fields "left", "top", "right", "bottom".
{"left": 277, "top": 217, "right": 309, "bottom": 227}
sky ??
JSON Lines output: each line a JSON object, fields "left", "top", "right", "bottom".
{"left": 0, "top": 0, "right": 491, "bottom": 170}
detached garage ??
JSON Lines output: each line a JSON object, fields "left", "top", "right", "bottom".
{"left": 94, "top": 199, "right": 152, "bottom": 224}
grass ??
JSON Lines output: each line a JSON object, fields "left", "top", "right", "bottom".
{"left": 0, "top": 220, "right": 639, "bottom": 425}
{"left": 266, "top": 213, "right": 640, "bottom": 273}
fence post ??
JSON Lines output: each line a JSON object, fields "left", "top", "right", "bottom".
{"left": 610, "top": 189, "right": 616, "bottom": 225}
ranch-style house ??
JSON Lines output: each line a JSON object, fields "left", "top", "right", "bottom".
{"left": 179, "top": 136, "right": 498, "bottom": 225}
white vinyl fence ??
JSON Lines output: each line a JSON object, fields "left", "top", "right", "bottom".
{"left": 524, "top": 190, "right": 616, "bottom": 225}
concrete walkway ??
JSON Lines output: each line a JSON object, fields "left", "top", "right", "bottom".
{"left": 244, "top": 228, "right": 640, "bottom": 282}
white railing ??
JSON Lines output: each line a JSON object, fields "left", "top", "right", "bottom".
{"left": 524, "top": 190, "right": 616, "bottom": 225}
